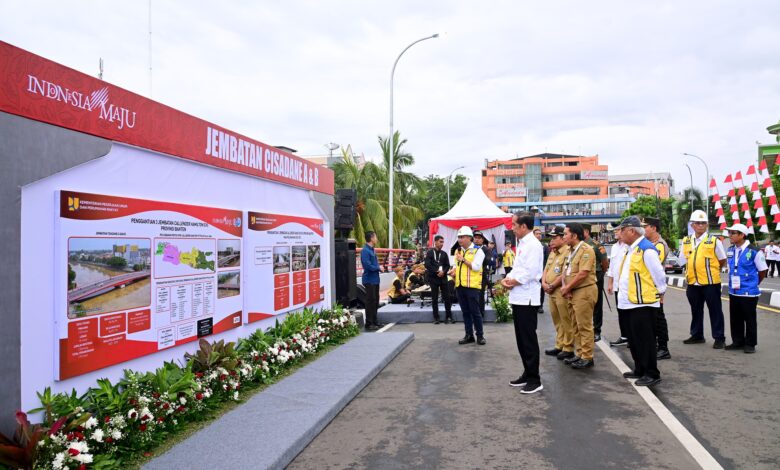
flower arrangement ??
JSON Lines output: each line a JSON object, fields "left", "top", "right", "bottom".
{"left": 492, "top": 285, "right": 512, "bottom": 322}
{"left": 0, "top": 306, "right": 358, "bottom": 470}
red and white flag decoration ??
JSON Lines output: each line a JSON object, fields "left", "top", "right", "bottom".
{"left": 748, "top": 164, "right": 769, "bottom": 233}
{"left": 776, "top": 155, "right": 780, "bottom": 175}
{"left": 724, "top": 174, "right": 740, "bottom": 223}
{"left": 710, "top": 178, "right": 727, "bottom": 233}
{"left": 760, "top": 158, "right": 780, "bottom": 229}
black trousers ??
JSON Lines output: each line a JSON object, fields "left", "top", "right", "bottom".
{"left": 686, "top": 284, "right": 725, "bottom": 341}
{"left": 768, "top": 260, "right": 777, "bottom": 277}
{"left": 728, "top": 295, "right": 758, "bottom": 346}
{"left": 593, "top": 271, "right": 605, "bottom": 335}
{"left": 627, "top": 306, "right": 660, "bottom": 379}
{"left": 479, "top": 277, "right": 487, "bottom": 316}
{"left": 655, "top": 303, "right": 669, "bottom": 349}
{"left": 512, "top": 304, "right": 541, "bottom": 385}
{"left": 389, "top": 293, "right": 411, "bottom": 304}
{"left": 539, "top": 286, "right": 545, "bottom": 310}
{"left": 616, "top": 292, "right": 630, "bottom": 339}
{"left": 364, "top": 283, "right": 379, "bottom": 326}
{"left": 430, "top": 280, "right": 452, "bottom": 321}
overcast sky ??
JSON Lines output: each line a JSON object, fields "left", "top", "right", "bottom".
{"left": 3, "top": 1, "right": 779, "bottom": 194}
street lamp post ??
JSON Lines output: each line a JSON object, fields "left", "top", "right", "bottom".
{"left": 683, "top": 152, "right": 709, "bottom": 216}
{"left": 446, "top": 165, "right": 465, "bottom": 210}
{"left": 388, "top": 33, "right": 439, "bottom": 250}
{"left": 684, "top": 163, "right": 695, "bottom": 211}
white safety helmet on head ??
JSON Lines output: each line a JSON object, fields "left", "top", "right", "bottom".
{"left": 457, "top": 226, "right": 473, "bottom": 238}
{"left": 689, "top": 210, "right": 708, "bottom": 223}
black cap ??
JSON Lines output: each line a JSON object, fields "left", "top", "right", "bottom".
{"left": 473, "top": 229, "right": 485, "bottom": 239}
{"left": 581, "top": 223, "right": 592, "bottom": 231}
{"left": 640, "top": 216, "right": 660, "bottom": 229}
{"left": 619, "top": 216, "right": 642, "bottom": 228}
{"left": 548, "top": 226, "right": 565, "bottom": 237}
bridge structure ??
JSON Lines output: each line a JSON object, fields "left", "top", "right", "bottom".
{"left": 218, "top": 253, "right": 240, "bottom": 266}
{"left": 68, "top": 270, "right": 151, "bottom": 303}
{"left": 218, "top": 274, "right": 240, "bottom": 291}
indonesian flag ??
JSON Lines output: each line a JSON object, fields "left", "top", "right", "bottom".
{"left": 738, "top": 187, "right": 746, "bottom": 197}
{"left": 776, "top": 155, "right": 780, "bottom": 175}
{"left": 735, "top": 171, "right": 744, "bottom": 187}
{"left": 750, "top": 181, "right": 760, "bottom": 196}
{"left": 766, "top": 185, "right": 776, "bottom": 197}
{"left": 774, "top": 213, "right": 780, "bottom": 223}
{"left": 756, "top": 206, "right": 766, "bottom": 218}
{"left": 744, "top": 208, "right": 753, "bottom": 220}
{"left": 724, "top": 174, "right": 733, "bottom": 185}
{"left": 759, "top": 159, "right": 770, "bottom": 180}
{"left": 758, "top": 216, "right": 767, "bottom": 225}
{"left": 760, "top": 225, "right": 770, "bottom": 234}
{"left": 709, "top": 178, "right": 718, "bottom": 197}
{"left": 746, "top": 164, "right": 756, "bottom": 177}
{"left": 716, "top": 207, "right": 724, "bottom": 216}
{"left": 772, "top": 204, "right": 780, "bottom": 215}
{"left": 731, "top": 210, "right": 741, "bottom": 223}
{"left": 728, "top": 188, "right": 735, "bottom": 198}
{"left": 717, "top": 214, "right": 726, "bottom": 223}
{"left": 714, "top": 199, "right": 723, "bottom": 209}
{"left": 754, "top": 198, "right": 764, "bottom": 211}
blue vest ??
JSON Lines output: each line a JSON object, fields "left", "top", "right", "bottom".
{"left": 727, "top": 244, "right": 761, "bottom": 296}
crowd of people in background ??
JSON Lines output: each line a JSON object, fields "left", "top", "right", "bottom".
{"left": 360, "top": 209, "right": 767, "bottom": 393}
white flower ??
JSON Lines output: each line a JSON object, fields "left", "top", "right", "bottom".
{"left": 233, "top": 391, "right": 239, "bottom": 400}
{"left": 138, "top": 396, "right": 151, "bottom": 405}
{"left": 84, "top": 416, "right": 98, "bottom": 429}
{"left": 179, "top": 397, "right": 187, "bottom": 405}
{"left": 74, "top": 452, "right": 93, "bottom": 464}
{"left": 111, "top": 429, "right": 122, "bottom": 440}
{"left": 52, "top": 453, "right": 65, "bottom": 470}
{"left": 127, "top": 408, "right": 138, "bottom": 420}
{"left": 92, "top": 429, "right": 104, "bottom": 442}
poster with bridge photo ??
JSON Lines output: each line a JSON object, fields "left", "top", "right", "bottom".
{"left": 244, "top": 211, "right": 325, "bottom": 323}
{"left": 55, "top": 190, "right": 244, "bottom": 380}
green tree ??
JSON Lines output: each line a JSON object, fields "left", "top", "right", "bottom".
{"left": 67, "top": 263, "right": 76, "bottom": 289}
{"left": 622, "top": 196, "right": 678, "bottom": 249}
{"left": 106, "top": 256, "right": 127, "bottom": 268}
{"left": 332, "top": 131, "right": 425, "bottom": 248}
{"left": 415, "top": 174, "right": 467, "bottom": 241}
{"left": 675, "top": 187, "right": 705, "bottom": 239}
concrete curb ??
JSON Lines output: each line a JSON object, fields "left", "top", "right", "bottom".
{"left": 665, "top": 275, "right": 780, "bottom": 309}
{"left": 143, "top": 331, "right": 415, "bottom": 470}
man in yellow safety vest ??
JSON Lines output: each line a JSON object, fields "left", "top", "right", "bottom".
{"left": 449, "top": 226, "right": 487, "bottom": 345}
{"left": 678, "top": 210, "right": 727, "bottom": 348}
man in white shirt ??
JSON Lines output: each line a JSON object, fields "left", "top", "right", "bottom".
{"left": 617, "top": 216, "right": 667, "bottom": 387}
{"left": 764, "top": 241, "right": 778, "bottom": 277}
{"left": 501, "top": 211, "right": 544, "bottom": 394}
{"left": 606, "top": 224, "right": 630, "bottom": 347}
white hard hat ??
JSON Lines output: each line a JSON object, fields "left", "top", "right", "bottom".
{"left": 689, "top": 210, "right": 708, "bottom": 222}
{"left": 457, "top": 226, "right": 473, "bottom": 237}
{"left": 726, "top": 223, "right": 749, "bottom": 235}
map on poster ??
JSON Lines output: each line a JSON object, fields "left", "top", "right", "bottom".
{"left": 244, "top": 212, "right": 325, "bottom": 323}
{"left": 55, "top": 190, "right": 243, "bottom": 380}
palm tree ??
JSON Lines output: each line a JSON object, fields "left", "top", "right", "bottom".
{"left": 332, "top": 134, "right": 425, "bottom": 248}
{"left": 676, "top": 186, "right": 705, "bottom": 236}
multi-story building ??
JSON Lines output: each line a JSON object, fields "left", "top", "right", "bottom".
{"left": 608, "top": 173, "right": 674, "bottom": 199}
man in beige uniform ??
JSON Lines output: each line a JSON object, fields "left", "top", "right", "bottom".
{"left": 560, "top": 222, "right": 598, "bottom": 369}
{"left": 541, "top": 226, "right": 575, "bottom": 360}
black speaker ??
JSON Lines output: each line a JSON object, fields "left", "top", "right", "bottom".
{"left": 335, "top": 239, "right": 357, "bottom": 306}
{"left": 335, "top": 188, "right": 356, "bottom": 230}
{"left": 504, "top": 230, "right": 516, "bottom": 246}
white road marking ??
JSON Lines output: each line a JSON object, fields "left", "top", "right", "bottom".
{"left": 376, "top": 322, "right": 396, "bottom": 333}
{"left": 597, "top": 340, "right": 724, "bottom": 470}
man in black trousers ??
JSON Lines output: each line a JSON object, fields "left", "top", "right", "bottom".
{"left": 425, "top": 235, "right": 453, "bottom": 324}
{"left": 501, "top": 211, "right": 545, "bottom": 394}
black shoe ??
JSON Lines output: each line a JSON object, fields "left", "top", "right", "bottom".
{"left": 724, "top": 343, "right": 744, "bottom": 350}
{"left": 477, "top": 335, "right": 486, "bottom": 345}
{"left": 509, "top": 375, "right": 527, "bottom": 387}
{"left": 594, "top": 334, "right": 602, "bottom": 342}
{"left": 610, "top": 337, "right": 629, "bottom": 347}
{"left": 545, "top": 348, "right": 562, "bottom": 356}
{"left": 563, "top": 355, "right": 581, "bottom": 365}
{"left": 537, "top": 307, "right": 544, "bottom": 314}
{"left": 458, "top": 335, "right": 475, "bottom": 345}
{"left": 713, "top": 340, "right": 725, "bottom": 349}
{"left": 571, "top": 358, "right": 594, "bottom": 369}
{"left": 434, "top": 320, "right": 441, "bottom": 325}
{"left": 635, "top": 376, "right": 661, "bottom": 387}
{"left": 623, "top": 371, "right": 641, "bottom": 379}
{"left": 375, "top": 322, "right": 386, "bottom": 328}
{"left": 445, "top": 318, "right": 452, "bottom": 324}
{"left": 557, "top": 351, "right": 575, "bottom": 361}
{"left": 657, "top": 349, "right": 671, "bottom": 360}
{"left": 365, "top": 324, "right": 379, "bottom": 332}
{"left": 520, "top": 383, "right": 544, "bottom": 394}
{"left": 683, "top": 336, "right": 705, "bottom": 344}
{"left": 744, "top": 345, "right": 756, "bottom": 354}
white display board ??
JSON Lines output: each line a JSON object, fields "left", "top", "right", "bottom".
{"left": 244, "top": 212, "right": 325, "bottom": 323}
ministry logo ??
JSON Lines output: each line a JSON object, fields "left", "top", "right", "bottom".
{"left": 26, "top": 74, "right": 137, "bottom": 130}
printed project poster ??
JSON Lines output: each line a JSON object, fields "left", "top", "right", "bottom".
{"left": 244, "top": 212, "right": 325, "bottom": 323}
{"left": 55, "top": 190, "right": 243, "bottom": 380}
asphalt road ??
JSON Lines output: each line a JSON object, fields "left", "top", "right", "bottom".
{"left": 289, "top": 287, "right": 780, "bottom": 470}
